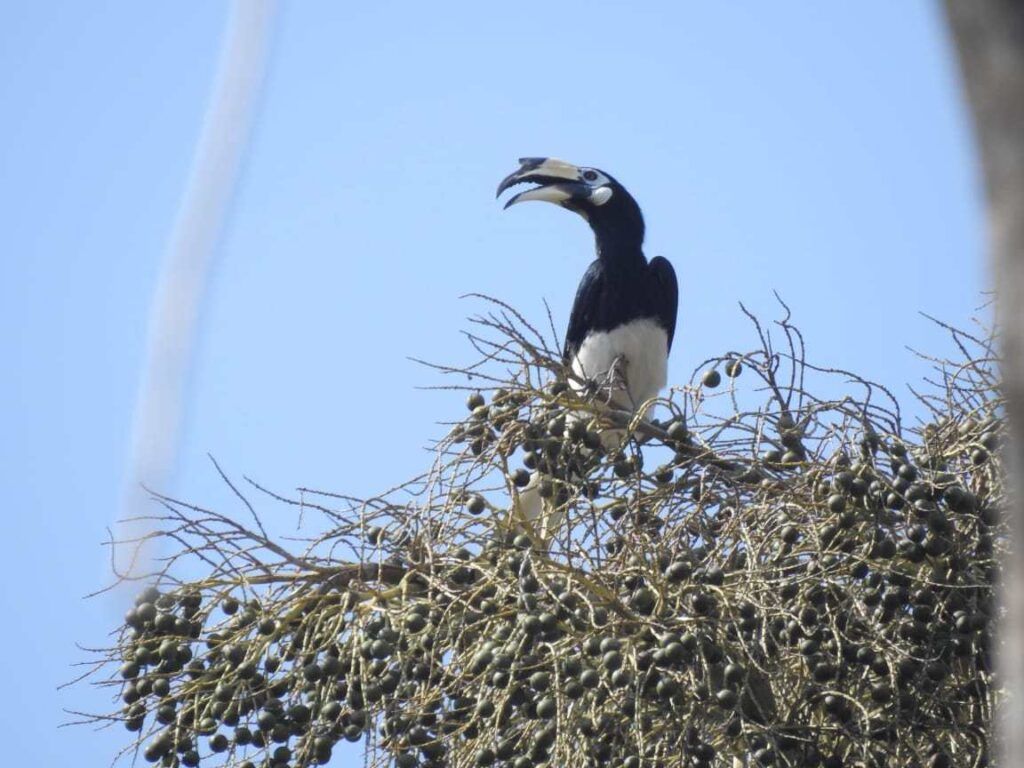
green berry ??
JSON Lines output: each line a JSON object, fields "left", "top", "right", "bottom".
{"left": 702, "top": 369, "right": 722, "bottom": 388}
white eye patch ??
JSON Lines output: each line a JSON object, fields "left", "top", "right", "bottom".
{"left": 590, "top": 186, "right": 614, "bottom": 206}
{"left": 581, "top": 168, "right": 611, "bottom": 185}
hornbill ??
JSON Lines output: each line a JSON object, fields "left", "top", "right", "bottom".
{"left": 496, "top": 157, "right": 679, "bottom": 540}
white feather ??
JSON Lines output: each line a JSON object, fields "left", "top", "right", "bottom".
{"left": 515, "top": 319, "right": 669, "bottom": 543}
{"left": 571, "top": 317, "right": 668, "bottom": 412}
{"left": 515, "top": 475, "right": 565, "bottom": 543}
{"left": 590, "top": 186, "right": 613, "bottom": 206}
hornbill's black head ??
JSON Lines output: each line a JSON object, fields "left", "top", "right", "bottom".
{"left": 496, "top": 157, "right": 645, "bottom": 253}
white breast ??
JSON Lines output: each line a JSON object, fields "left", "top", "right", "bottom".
{"left": 570, "top": 318, "right": 668, "bottom": 413}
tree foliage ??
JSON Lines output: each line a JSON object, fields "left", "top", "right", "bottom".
{"left": 76, "top": 299, "right": 1004, "bottom": 768}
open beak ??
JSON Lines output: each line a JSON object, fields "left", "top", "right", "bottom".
{"left": 496, "top": 157, "right": 591, "bottom": 210}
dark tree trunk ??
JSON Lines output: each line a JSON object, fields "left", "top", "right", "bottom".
{"left": 944, "top": 1, "right": 1024, "bottom": 764}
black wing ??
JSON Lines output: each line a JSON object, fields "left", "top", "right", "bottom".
{"left": 647, "top": 255, "right": 679, "bottom": 352}
{"left": 562, "top": 260, "right": 605, "bottom": 363}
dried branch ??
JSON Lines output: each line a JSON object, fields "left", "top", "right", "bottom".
{"left": 74, "top": 298, "right": 1003, "bottom": 768}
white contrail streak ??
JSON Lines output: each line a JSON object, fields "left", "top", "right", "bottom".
{"left": 117, "top": 1, "right": 277, "bottom": 581}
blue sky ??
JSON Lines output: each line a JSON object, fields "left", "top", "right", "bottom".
{"left": 0, "top": 2, "right": 985, "bottom": 765}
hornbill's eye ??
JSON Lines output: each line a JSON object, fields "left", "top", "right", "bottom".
{"left": 583, "top": 170, "right": 598, "bottom": 182}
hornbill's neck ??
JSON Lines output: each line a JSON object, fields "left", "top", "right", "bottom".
{"left": 591, "top": 220, "right": 646, "bottom": 273}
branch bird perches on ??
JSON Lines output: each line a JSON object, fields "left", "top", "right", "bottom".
{"left": 73, "top": 298, "right": 1003, "bottom": 768}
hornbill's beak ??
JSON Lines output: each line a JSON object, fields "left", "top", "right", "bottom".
{"left": 496, "top": 157, "right": 591, "bottom": 210}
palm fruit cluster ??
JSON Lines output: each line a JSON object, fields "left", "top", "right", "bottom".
{"left": 89, "top": 306, "right": 1003, "bottom": 768}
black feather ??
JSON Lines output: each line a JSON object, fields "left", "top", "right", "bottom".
{"left": 563, "top": 255, "right": 678, "bottom": 362}
{"left": 647, "top": 255, "right": 679, "bottom": 352}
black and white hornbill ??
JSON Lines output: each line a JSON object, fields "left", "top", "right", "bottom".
{"left": 496, "top": 157, "right": 679, "bottom": 538}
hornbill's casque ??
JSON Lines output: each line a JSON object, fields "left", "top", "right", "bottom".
{"left": 496, "top": 157, "right": 679, "bottom": 540}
